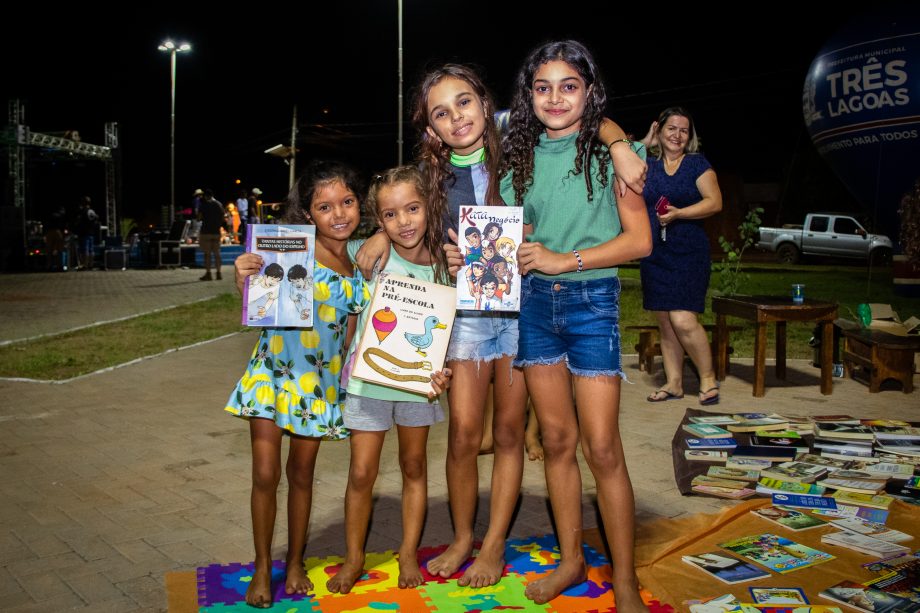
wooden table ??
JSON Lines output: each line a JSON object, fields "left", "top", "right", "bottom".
{"left": 712, "top": 295, "right": 838, "bottom": 397}
{"left": 840, "top": 327, "right": 920, "bottom": 393}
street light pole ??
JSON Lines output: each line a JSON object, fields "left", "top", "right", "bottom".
{"left": 158, "top": 40, "right": 191, "bottom": 226}
{"left": 397, "top": 0, "right": 403, "bottom": 165}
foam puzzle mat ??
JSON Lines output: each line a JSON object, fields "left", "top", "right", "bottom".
{"left": 196, "top": 534, "right": 673, "bottom": 611}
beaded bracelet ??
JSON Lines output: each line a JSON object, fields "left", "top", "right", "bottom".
{"left": 573, "top": 249, "right": 584, "bottom": 273}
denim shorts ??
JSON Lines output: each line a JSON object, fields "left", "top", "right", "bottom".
{"left": 343, "top": 395, "right": 444, "bottom": 432}
{"left": 514, "top": 275, "right": 624, "bottom": 378}
{"left": 446, "top": 311, "right": 519, "bottom": 363}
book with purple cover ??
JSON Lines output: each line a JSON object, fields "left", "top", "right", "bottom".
{"left": 241, "top": 224, "right": 316, "bottom": 327}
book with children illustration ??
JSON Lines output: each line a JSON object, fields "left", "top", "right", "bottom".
{"left": 455, "top": 205, "right": 523, "bottom": 312}
{"left": 241, "top": 224, "right": 316, "bottom": 327}
{"left": 351, "top": 273, "right": 456, "bottom": 396}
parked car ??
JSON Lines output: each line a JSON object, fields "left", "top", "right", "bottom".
{"left": 757, "top": 213, "right": 893, "bottom": 264}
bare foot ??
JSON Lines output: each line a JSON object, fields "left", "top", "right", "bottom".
{"left": 426, "top": 540, "right": 473, "bottom": 578}
{"left": 398, "top": 550, "right": 424, "bottom": 589}
{"left": 326, "top": 559, "right": 365, "bottom": 594}
{"left": 524, "top": 559, "right": 586, "bottom": 605}
{"left": 525, "top": 436, "right": 544, "bottom": 462}
{"left": 284, "top": 557, "right": 313, "bottom": 596}
{"left": 245, "top": 564, "right": 273, "bottom": 608}
{"left": 612, "top": 578, "right": 649, "bottom": 613}
{"left": 458, "top": 542, "right": 505, "bottom": 588}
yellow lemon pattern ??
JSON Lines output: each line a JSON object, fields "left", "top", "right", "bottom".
{"left": 224, "top": 265, "right": 370, "bottom": 440}
{"left": 317, "top": 303, "right": 337, "bottom": 323}
{"left": 300, "top": 330, "right": 320, "bottom": 349}
{"left": 299, "top": 371, "right": 320, "bottom": 395}
{"left": 313, "top": 281, "right": 331, "bottom": 303}
{"left": 328, "top": 354, "right": 342, "bottom": 376}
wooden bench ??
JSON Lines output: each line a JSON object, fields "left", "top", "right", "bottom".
{"left": 840, "top": 327, "right": 920, "bottom": 393}
{"left": 627, "top": 324, "right": 740, "bottom": 375}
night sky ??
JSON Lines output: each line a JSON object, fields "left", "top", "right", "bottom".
{"left": 2, "top": 4, "right": 910, "bottom": 229}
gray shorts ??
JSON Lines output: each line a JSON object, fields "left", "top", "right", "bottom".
{"left": 343, "top": 394, "right": 444, "bottom": 431}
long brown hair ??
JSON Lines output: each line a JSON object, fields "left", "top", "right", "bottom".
{"left": 411, "top": 64, "right": 503, "bottom": 223}
{"left": 366, "top": 166, "right": 449, "bottom": 285}
{"left": 499, "top": 40, "right": 610, "bottom": 205}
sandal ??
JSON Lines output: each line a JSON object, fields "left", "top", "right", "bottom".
{"left": 647, "top": 389, "right": 684, "bottom": 402}
{"left": 699, "top": 387, "right": 720, "bottom": 406}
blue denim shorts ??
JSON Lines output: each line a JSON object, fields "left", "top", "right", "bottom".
{"left": 446, "top": 311, "right": 519, "bottom": 363}
{"left": 514, "top": 275, "right": 624, "bottom": 378}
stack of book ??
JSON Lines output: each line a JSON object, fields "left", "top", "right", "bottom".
{"left": 727, "top": 413, "right": 790, "bottom": 434}
{"left": 681, "top": 413, "right": 920, "bottom": 508}
{"left": 813, "top": 419, "right": 876, "bottom": 461}
{"left": 691, "top": 466, "right": 758, "bottom": 499}
{"left": 683, "top": 418, "right": 738, "bottom": 463}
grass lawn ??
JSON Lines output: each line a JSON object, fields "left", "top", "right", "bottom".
{"left": 0, "top": 293, "right": 250, "bottom": 381}
{"left": 619, "top": 263, "right": 917, "bottom": 360}
{"left": 2, "top": 264, "right": 915, "bottom": 380}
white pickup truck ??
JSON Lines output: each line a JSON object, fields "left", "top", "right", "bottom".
{"left": 757, "top": 213, "right": 893, "bottom": 264}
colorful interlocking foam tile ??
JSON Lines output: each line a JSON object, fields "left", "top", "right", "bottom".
{"left": 196, "top": 535, "right": 673, "bottom": 612}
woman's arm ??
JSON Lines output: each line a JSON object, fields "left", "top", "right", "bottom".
{"left": 517, "top": 188, "right": 652, "bottom": 275}
{"left": 638, "top": 120, "right": 659, "bottom": 150}
{"left": 354, "top": 231, "right": 391, "bottom": 279}
{"left": 658, "top": 169, "right": 722, "bottom": 224}
{"left": 600, "top": 118, "right": 647, "bottom": 197}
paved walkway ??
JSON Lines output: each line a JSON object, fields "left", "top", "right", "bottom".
{"left": 0, "top": 268, "right": 916, "bottom": 611}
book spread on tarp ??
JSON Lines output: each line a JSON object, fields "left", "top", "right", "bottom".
{"left": 455, "top": 205, "right": 523, "bottom": 311}
{"left": 351, "top": 273, "right": 456, "bottom": 395}
{"left": 242, "top": 224, "right": 316, "bottom": 327}
{"left": 681, "top": 551, "right": 770, "bottom": 584}
{"left": 718, "top": 533, "right": 835, "bottom": 573}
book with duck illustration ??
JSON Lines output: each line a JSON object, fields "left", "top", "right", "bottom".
{"left": 351, "top": 273, "right": 456, "bottom": 396}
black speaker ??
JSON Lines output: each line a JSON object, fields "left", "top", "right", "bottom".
{"left": 105, "top": 249, "right": 127, "bottom": 270}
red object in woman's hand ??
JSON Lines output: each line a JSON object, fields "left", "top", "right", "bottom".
{"left": 655, "top": 195, "right": 671, "bottom": 216}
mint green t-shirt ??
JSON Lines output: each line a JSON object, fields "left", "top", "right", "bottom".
{"left": 500, "top": 131, "right": 644, "bottom": 281}
{"left": 345, "top": 240, "right": 439, "bottom": 402}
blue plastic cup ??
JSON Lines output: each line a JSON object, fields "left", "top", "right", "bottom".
{"left": 791, "top": 284, "right": 805, "bottom": 304}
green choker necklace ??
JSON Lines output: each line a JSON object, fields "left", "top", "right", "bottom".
{"left": 450, "top": 148, "right": 485, "bottom": 167}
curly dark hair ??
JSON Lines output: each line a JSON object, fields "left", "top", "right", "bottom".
{"left": 411, "top": 63, "right": 504, "bottom": 225}
{"left": 499, "top": 40, "right": 610, "bottom": 205}
{"left": 366, "top": 165, "right": 450, "bottom": 285}
{"left": 282, "top": 160, "right": 365, "bottom": 224}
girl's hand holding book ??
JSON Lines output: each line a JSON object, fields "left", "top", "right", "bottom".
{"left": 443, "top": 230, "right": 463, "bottom": 278}
{"left": 428, "top": 368, "right": 452, "bottom": 400}
{"left": 234, "top": 253, "right": 263, "bottom": 295}
{"left": 517, "top": 241, "right": 568, "bottom": 275}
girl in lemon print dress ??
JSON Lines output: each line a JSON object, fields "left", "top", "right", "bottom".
{"left": 225, "top": 160, "right": 371, "bottom": 608}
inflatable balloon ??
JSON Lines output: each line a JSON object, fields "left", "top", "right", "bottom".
{"left": 371, "top": 306, "right": 397, "bottom": 343}
{"left": 803, "top": 12, "right": 920, "bottom": 240}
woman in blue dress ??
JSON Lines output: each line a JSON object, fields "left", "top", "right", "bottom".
{"left": 640, "top": 107, "right": 723, "bottom": 405}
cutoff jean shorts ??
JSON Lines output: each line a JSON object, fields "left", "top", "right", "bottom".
{"left": 513, "top": 274, "right": 624, "bottom": 378}
{"left": 446, "top": 310, "right": 519, "bottom": 363}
